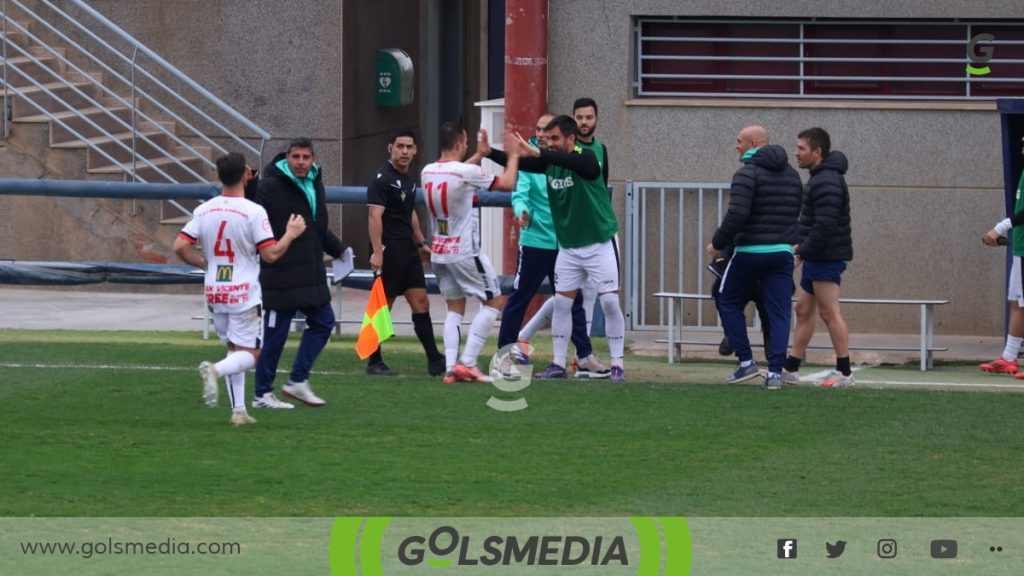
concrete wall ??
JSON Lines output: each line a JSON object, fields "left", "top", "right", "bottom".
{"left": 547, "top": 0, "right": 1022, "bottom": 335}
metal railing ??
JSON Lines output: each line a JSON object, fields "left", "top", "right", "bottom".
{"left": 636, "top": 18, "right": 1024, "bottom": 100}
{"left": 625, "top": 180, "right": 750, "bottom": 332}
{"left": 1, "top": 0, "right": 271, "bottom": 218}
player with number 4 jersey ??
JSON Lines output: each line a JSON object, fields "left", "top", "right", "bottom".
{"left": 174, "top": 152, "right": 305, "bottom": 425}
{"left": 181, "top": 196, "right": 274, "bottom": 313}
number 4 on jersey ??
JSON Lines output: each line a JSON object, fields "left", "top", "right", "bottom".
{"left": 214, "top": 220, "right": 235, "bottom": 263}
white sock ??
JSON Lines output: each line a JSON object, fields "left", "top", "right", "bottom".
{"left": 600, "top": 292, "right": 625, "bottom": 367}
{"left": 444, "top": 311, "right": 463, "bottom": 370}
{"left": 741, "top": 359, "right": 754, "bottom": 368}
{"left": 518, "top": 297, "right": 553, "bottom": 341}
{"left": 551, "top": 294, "right": 574, "bottom": 368}
{"left": 215, "top": 350, "right": 255, "bottom": 377}
{"left": 582, "top": 283, "right": 597, "bottom": 333}
{"left": 226, "top": 372, "right": 246, "bottom": 411}
{"left": 1002, "top": 335, "right": 1023, "bottom": 362}
{"left": 461, "top": 306, "right": 499, "bottom": 368}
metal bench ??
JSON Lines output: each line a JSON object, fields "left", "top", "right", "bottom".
{"left": 653, "top": 292, "right": 950, "bottom": 371}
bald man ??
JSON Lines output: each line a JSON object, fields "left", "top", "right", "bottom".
{"left": 708, "top": 125, "right": 803, "bottom": 390}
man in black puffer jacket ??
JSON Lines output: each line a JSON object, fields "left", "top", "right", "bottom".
{"left": 250, "top": 138, "right": 348, "bottom": 408}
{"left": 708, "top": 125, "right": 803, "bottom": 390}
{"left": 784, "top": 127, "right": 854, "bottom": 388}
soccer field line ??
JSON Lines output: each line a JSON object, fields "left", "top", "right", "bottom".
{"left": 4, "top": 362, "right": 1022, "bottom": 392}
{"left": 0, "top": 362, "right": 348, "bottom": 376}
{"left": 854, "top": 379, "right": 1024, "bottom": 391}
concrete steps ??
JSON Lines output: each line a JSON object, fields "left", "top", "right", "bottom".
{"left": 2, "top": 27, "right": 214, "bottom": 201}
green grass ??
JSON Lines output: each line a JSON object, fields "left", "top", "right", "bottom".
{"left": 1, "top": 330, "right": 1023, "bottom": 517}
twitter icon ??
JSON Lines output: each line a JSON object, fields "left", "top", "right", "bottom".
{"left": 826, "top": 540, "right": 847, "bottom": 559}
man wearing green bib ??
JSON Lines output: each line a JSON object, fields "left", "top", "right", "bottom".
{"left": 488, "top": 115, "right": 626, "bottom": 381}
{"left": 981, "top": 134, "right": 1024, "bottom": 377}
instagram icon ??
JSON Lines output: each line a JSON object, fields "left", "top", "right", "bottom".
{"left": 877, "top": 539, "right": 897, "bottom": 559}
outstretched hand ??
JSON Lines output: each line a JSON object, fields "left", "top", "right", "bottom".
{"left": 476, "top": 129, "right": 492, "bottom": 157}
{"left": 509, "top": 131, "right": 540, "bottom": 155}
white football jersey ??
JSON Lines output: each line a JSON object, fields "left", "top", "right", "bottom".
{"left": 179, "top": 195, "right": 275, "bottom": 313}
{"left": 421, "top": 160, "right": 497, "bottom": 263}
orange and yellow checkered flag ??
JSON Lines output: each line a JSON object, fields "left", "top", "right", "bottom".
{"left": 355, "top": 276, "right": 395, "bottom": 360}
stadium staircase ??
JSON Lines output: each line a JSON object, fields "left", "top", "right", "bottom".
{"left": 0, "top": 0, "right": 269, "bottom": 226}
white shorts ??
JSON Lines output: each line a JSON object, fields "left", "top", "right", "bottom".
{"left": 211, "top": 305, "right": 264, "bottom": 349}
{"left": 1009, "top": 256, "right": 1024, "bottom": 306}
{"left": 555, "top": 238, "right": 620, "bottom": 293}
{"left": 434, "top": 254, "right": 501, "bottom": 301}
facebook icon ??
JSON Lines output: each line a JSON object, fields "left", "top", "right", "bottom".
{"left": 777, "top": 539, "right": 798, "bottom": 559}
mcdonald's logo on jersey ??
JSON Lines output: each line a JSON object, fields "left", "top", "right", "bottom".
{"left": 215, "top": 265, "right": 234, "bottom": 282}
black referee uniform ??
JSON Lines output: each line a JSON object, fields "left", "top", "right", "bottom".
{"left": 366, "top": 160, "right": 445, "bottom": 375}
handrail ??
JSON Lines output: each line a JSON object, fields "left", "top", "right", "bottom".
{"left": 18, "top": 0, "right": 240, "bottom": 163}
{"left": 0, "top": 0, "right": 271, "bottom": 213}
{"left": 6, "top": 13, "right": 210, "bottom": 179}
{"left": 59, "top": 0, "right": 270, "bottom": 142}
{"left": 1, "top": 0, "right": 7, "bottom": 139}
{"left": 2, "top": 20, "right": 191, "bottom": 183}
{"left": 3, "top": 65, "right": 161, "bottom": 182}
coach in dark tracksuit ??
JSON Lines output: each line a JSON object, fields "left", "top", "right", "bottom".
{"left": 710, "top": 126, "right": 803, "bottom": 389}
{"left": 251, "top": 138, "right": 347, "bottom": 408}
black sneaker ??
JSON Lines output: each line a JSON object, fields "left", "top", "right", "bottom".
{"left": 366, "top": 362, "right": 398, "bottom": 376}
{"left": 427, "top": 357, "right": 446, "bottom": 376}
{"left": 718, "top": 335, "right": 733, "bottom": 356}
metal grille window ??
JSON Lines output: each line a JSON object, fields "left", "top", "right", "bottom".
{"left": 635, "top": 18, "right": 1024, "bottom": 99}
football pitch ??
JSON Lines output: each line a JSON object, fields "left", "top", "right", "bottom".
{"left": 2, "top": 329, "right": 1023, "bottom": 518}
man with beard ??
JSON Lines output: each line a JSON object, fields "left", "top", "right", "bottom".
{"left": 571, "top": 97, "right": 609, "bottom": 349}
{"left": 784, "top": 127, "right": 855, "bottom": 388}
{"left": 490, "top": 116, "right": 627, "bottom": 381}
{"left": 496, "top": 113, "right": 607, "bottom": 378}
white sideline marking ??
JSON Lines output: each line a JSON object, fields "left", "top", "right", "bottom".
{"left": 856, "top": 379, "right": 1024, "bottom": 391}
{"left": 801, "top": 366, "right": 865, "bottom": 382}
{"left": 0, "top": 362, "right": 346, "bottom": 376}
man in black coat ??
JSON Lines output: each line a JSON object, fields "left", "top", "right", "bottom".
{"left": 708, "top": 125, "right": 803, "bottom": 390}
{"left": 250, "top": 138, "right": 348, "bottom": 408}
{"left": 785, "top": 127, "right": 855, "bottom": 388}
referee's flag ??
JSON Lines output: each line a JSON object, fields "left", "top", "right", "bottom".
{"left": 356, "top": 276, "right": 395, "bottom": 360}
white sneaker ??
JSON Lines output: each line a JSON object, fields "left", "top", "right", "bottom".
{"left": 198, "top": 361, "right": 219, "bottom": 408}
{"left": 252, "top": 392, "right": 295, "bottom": 409}
{"left": 229, "top": 411, "right": 257, "bottom": 426}
{"left": 780, "top": 369, "right": 801, "bottom": 386}
{"left": 574, "top": 354, "right": 612, "bottom": 379}
{"left": 282, "top": 380, "right": 326, "bottom": 407}
{"left": 815, "top": 370, "right": 855, "bottom": 388}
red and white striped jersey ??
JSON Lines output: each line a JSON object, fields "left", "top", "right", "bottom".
{"left": 420, "top": 160, "right": 498, "bottom": 264}
{"left": 178, "top": 195, "right": 275, "bottom": 313}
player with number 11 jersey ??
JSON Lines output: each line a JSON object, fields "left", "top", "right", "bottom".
{"left": 421, "top": 161, "right": 498, "bottom": 263}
